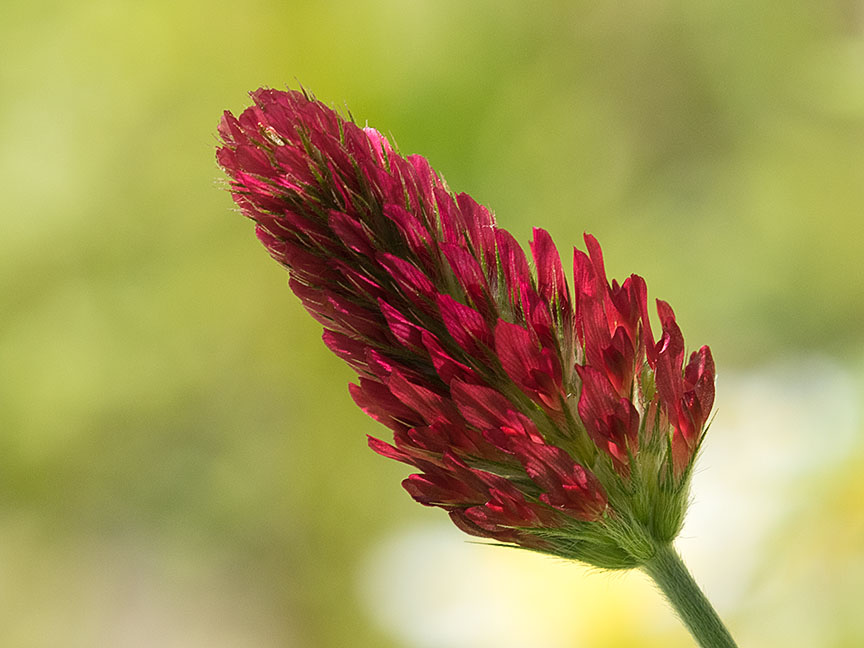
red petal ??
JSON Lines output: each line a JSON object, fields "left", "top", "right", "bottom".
{"left": 441, "top": 243, "right": 493, "bottom": 317}
{"left": 437, "top": 294, "right": 493, "bottom": 356}
{"left": 330, "top": 261, "right": 388, "bottom": 303}
{"left": 455, "top": 193, "right": 498, "bottom": 272}
{"left": 576, "top": 365, "right": 640, "bottom": 465}
{"left": 494, "top": 319, "right": 562, "bottom": 400}
{"left": 450, "top": 379, "right": 519, "bottom": 430}
{"left": 387, "top": 368, "right": 461, "bottom": 425}
{"left": 404, "top": 154, "right": 438, "bottom": 217}
{"left": 421, "top": 331, "right": 477, "bottom": 384}
{"left": 495, "top": 229, "right": 532, "bottom": 301}
{"left": 322, "top": 330, "right": 370, "bottom": 374}
{"left": 217, "top": 111, "right": 246, "bottom": 145}
{"left": 362, "top": 127, "right": 393, "bottom": 161}
{"left": 349, "top": 379, "right": 419, "bottom": 431}
{"left": 368, "top": 435, "right": 414, "bottom": 464}
{"left": 328, "top": 210, "right": 375, "bottom": 256}
{"left": 233, "top": 144, "right": 273, "bottom": 177}
{"left": 377, "top": 253, "right": 436, "bottom": 306}
{"left": 488, "top": 433, "right": 607, "bottom": 521}
{"left": 653, "top": 300, "right": 686, "bottom": 412}
{"left": 326, "top": 294, "right": 387, "bottom": 342}
{"left": 531, "top": 228, "right": 570, "bottom": 313}
{"left": 583, "top": 233, "right": 608, "bottom": 288}
{"left": 382, "top": 204, "right": 433, "bottom": 264}
{"left": 379, "top": 300, "right": 426, "bottom": 350}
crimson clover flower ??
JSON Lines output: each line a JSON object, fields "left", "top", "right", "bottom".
{"left": 217, "top": 89, "right": 737, "bottom": 647}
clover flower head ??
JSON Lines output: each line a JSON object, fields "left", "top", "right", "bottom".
{"left": 217, "top": 88, "right": 715, "bottom": 568}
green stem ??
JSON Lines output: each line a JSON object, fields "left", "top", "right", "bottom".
{"left": 642, "top": 544, "right": 739, "bottom": 648}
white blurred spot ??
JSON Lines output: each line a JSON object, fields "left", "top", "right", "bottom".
{"left": 358, "top": 522, "right": 665, "bottom": 648}
{"left": 679, "top": 356, "right": 859, "bottom": 609}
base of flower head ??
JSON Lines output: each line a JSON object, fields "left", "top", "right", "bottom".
{"left": 509, "top": 499, "right": 684, "bottom": 570}
{"left": 485, "top": 441, "right": 697, "bottom": 570}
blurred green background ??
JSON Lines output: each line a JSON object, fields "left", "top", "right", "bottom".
{"left": 2, "top": 1, "right": 863, "bottom": 646}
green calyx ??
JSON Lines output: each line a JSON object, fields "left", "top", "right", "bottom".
{"left": 524, "top": 423, "right": 698, "bottom": 570}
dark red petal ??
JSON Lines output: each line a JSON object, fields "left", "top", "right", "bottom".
{"left": 494, "top": 319, "right": 562, "bottom": 400}
{"left": 436, "top": 186, "right": 465, "bottom": 246}
{"left": 437, "top": 294, "right": 493, "bottom": 356}
{"left": 402, "top": 422, "right": 493, "bottom": 459}
{"left": 349, "top": 379, "right": 419, "bottom": 431}
{"left": 376, "top": 253, "right": 437, "bottom": 306}
{"left": 653, "top": 300, "right": 686, "bottom": 411}
{"left": 495, "top": 229, "right": 532, "bottom": 301}
{"left": 576, "top": 365, "right": 640, "bottom": 464}
{"left": 325, "top": 294, "right": 388, "bottom": 342}
{"left": 441, "top": 243, "right": 493, "bottom": 317}
{"left": 580, "top": 292, "right": 611, "bottom": 369}
{"left": 363, "top": 349, "right": 399, "bottom": 381}
{"left": 328, "top": 210, "right": 375, "bottom": 256}
{"left": 466, "top": 487, "right": 546, "bottom": 531}
{"left": 404, "top": 154, "right": 438, "bottom": 217}
{"left": 488, "top": 432, "right": 607, "bottom": 521}
{"left": 455, "top": 193, "right": 498, "bottom": 272}
{"left": 217, "top": 111, "right": 246, "bottom": 145}
{"left": 421, "top": 331, "right": 478, "bottom": 384}
{"left": 448, "top": 510, "right": 499, "bottom": 539}
{"left": 598, "top": 326, "right": 636, "bottom": 397}
{"left": 401, "top": 453, "right": 492, "bottom": 508}
{"left": 228, "top": 172, "right": 281, "bottom": 211}
{"left": 519, "top": 285, "right": 558, "bottom": 350}
{"left": 382, "top": 204, "right": 432, "bottom": 261}
{"left": 495, "top": 319, "right": 538, "bottom": 385}
{"left": 583, "top": 233, "right": 608, "bottom": 287}
{"left": 573, "top": 248, "right": 598, "bottom": 346}
{"left": 531, "top": 228, "right": 570, "bottom": 313}
{"left": 234, "top": 145, "right": 273, "bottom": 176}
{"left": 260, "top": 228, "right": 333, "bottom": 281}
{"left": 322, "top": 330, "right": 370, "bottom": 374}
{"left": 330, "top": 261, "right": 388, "bottom": 303}
{"left": 379, "top": 300, "right": 426, "bottom": 350}
{"left": 450, "top": 379, "right": 520, "bottom": 430}
{"left": 368, "top": 435, "right": 415, "bottom": 464}
{"left": 387, "top": 368, "right": 461, "bottom": 425}
{"left": 403, "top": 473, "right": 470, "bottom": 507}
{"left": 684, "top": 345, "right": 715, "bottom": 430}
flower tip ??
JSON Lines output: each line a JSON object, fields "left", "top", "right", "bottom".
{"left": 581, "top": 232, "right": 605, "bottom": 260}
{"left": 362, "top": 126, "right": 393, "bottom": 155}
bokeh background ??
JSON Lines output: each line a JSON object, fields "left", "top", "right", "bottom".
{"left": 2, "top": 1, "right": 864, "bottom": 646}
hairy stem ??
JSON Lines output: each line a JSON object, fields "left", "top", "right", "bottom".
{"left": 642, "top": 544, "right": 739, "bottom": 648}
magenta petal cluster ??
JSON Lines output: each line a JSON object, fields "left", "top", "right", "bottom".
{"left": 217, "top": 89, "right": 715, "bottom": 566}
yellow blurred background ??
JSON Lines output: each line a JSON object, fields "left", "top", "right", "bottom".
{"left": 2, "top": 1, "right": 863, "bottom": 646}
